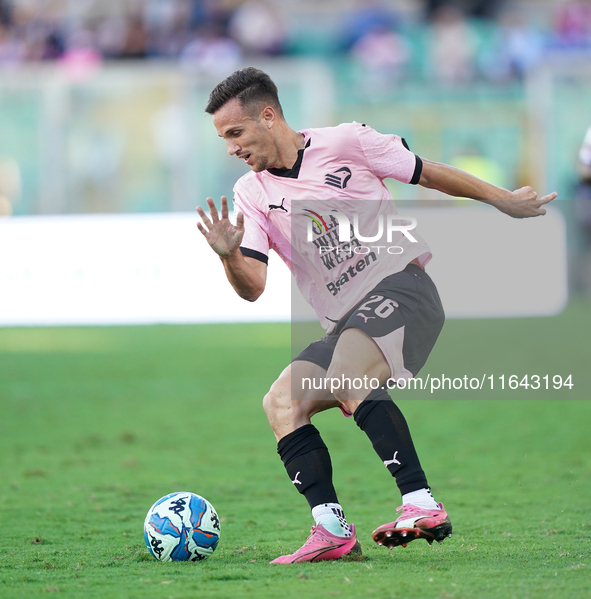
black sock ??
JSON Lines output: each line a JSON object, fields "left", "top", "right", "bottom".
{"left": 353, "top": 389, "right": 429, "bottom": 495}
{"left": 277, "top": 424, "right": 339, "bottom": 509}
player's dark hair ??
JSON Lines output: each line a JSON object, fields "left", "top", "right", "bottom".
{"left": 205, "top": 67, "right": 284, "bottom": 118}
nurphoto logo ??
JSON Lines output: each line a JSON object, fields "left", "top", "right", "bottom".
{"left": 304, "top": 210, "right": 419, "bottom": 244}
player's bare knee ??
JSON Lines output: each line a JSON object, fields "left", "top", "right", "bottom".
{"left": 332, "top": 387, "right": 363, "bottom": 414}
{"left": 326, "top": 366, "right": 367, "bottom": 411}
{"left": 262, "top": 382, "right": 290, "bottom": 419}
{"left": 331, "top": 385, "right": 348, "bottom": 404}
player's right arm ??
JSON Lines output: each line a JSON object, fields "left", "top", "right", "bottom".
{"left": 197, "top": 196, "right": 267, "bottom": 302}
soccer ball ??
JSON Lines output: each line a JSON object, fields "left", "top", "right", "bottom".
{"left": 144, "top": 491, "right": 221, "bottom": 562}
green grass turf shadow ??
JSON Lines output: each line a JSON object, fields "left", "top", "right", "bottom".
{"left": 0, "top": 305, "right": 590, "bottom": 598}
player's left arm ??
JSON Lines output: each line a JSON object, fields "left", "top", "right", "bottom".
{"left": 417, "top": 158, "right": 558, "bottom": 218}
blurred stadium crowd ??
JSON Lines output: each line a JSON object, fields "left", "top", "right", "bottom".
{"left": 1, "top": 0, "right": 591, "bottom": 84}
{"left": 1, "top": 0, "right": 591, "bottom": 297}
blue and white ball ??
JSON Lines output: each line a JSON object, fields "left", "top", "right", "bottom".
{"left": 144, "top": 491, "right": 220, "bottom": 562}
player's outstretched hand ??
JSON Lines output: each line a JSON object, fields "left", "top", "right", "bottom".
{"left": 493, "top": 187, "right": 558, "bottom": 219}
{"left": 196, "top": 196, "right": 244, "bottom": 257}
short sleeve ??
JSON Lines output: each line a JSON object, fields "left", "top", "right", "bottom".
{"left": 233, "top": 189, "right": 270, "bottom": 264}
{"left": 355, "top": 122, "right": 422, "bottom": 185}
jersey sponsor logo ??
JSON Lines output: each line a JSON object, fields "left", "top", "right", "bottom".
{"left": 299, "top": 205, "right": 418, "bottom": 296}
{"left": 326, "top": 253, "right": 377, "bottom": 295}
{"left": 269, "top": 198, "right": 288, "bottom": 212}
{"left": 300, "top": 209, "right": 379, "bottom": 294}
{"left": 324, "top": 167, "right": 352, "bottom": 189}
{"left": 303, "top": 208, "right": 330, "bottom": 232}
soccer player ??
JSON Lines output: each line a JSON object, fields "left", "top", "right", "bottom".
{"left": 197, "top": 67, "right": 557, "bottom": 564}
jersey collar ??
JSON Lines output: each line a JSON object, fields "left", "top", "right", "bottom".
{"left": 266, "top": 136, "right": 311, "bottom": 179}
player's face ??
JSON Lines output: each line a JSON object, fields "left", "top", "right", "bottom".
{"left": 212, "top": 99, "right": 276, "bottom": 172}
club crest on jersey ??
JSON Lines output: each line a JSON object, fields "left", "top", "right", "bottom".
{"left": 324, "top": 167, "right": 352, "bottom": 189}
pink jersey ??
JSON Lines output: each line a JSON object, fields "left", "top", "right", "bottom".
{"left": 233, "top": 122, "right": 432, "bottom": 330}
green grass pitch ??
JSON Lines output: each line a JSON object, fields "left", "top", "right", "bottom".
{"left": 0, "top": 303, "right": 590, "bottom": 599}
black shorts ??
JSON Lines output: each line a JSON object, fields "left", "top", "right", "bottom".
{"left": 293, "top": 264, "right": 445, "bottom": 379}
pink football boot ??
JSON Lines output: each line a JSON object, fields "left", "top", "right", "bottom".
{"left": 372, "top": 503, "right": 452, "bottom": 548}
{"left": 271, "top": 524, "right": 361, "bottom": 564}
